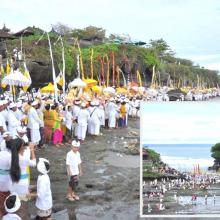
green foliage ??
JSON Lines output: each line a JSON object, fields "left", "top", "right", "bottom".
{"left": 72, "top": 26, "right": 106, "bottom": 40}
{"left": 144, "top": 148, "right": 160, "bottom": 163}
{"left": 143, "top": 171, "right": 162, "bottom": 178}
{"left": 211, "top": 143, "right": 220, "bottom": 159}
{"left": 149, "top": 38, "right": 174, "bottom": 57}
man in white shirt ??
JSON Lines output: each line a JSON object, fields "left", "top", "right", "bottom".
{"left": 7, "top": 103, "right": 21, "bottom": 137}
{"left": 65, "top": 105, "right": 74, "bottom": 143}
{"left": 66, "top": 140, "right": 82, "bottom": 202}
{"left": 77, "top": 103, "right": 90, "bottom": 143}
{"left": 0, "top": 101, "right": 8, "bottom": 133}
{"left": 27, "top": 101, "right": 42, "bottom": 145}
{"left": 106, "top": 98, "right": 117, "bottom": 128}
{"left": 72, "top": 100, "right": 81, "bottom": 138}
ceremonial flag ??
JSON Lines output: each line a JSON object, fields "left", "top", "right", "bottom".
{"left": 23, "top": 62, "right": 31, "bottom": 92}
{"left": 6, "top": 59, "right": 10, "bottom": 75}
{"left": 56, "top": 72, "right": 64, "bottom": 86}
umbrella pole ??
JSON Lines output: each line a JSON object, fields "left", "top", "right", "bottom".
{"left": 12, "top": 85, "right": 16, "bottom": 102}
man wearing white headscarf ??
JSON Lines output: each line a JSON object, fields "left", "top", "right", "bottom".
{"left": 88, "top": 100, "right": 102, "bottom": 136}
{"left": 106, "top": 98, "right": 117, "bottom": 128}
{"left": 77, "top": 103, "right": 90, "bottom": 142}
{"left": 7, "top": 103, "right": 21, "bottom": 137}
{"left": 27, "top": 101, "right": 42, "bottom": 144}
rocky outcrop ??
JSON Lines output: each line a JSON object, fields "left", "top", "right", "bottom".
{"left": 26, "top": 60, "right": 54, "bottom": 87}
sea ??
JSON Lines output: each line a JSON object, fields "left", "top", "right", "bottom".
{"left": 143, "top": 144, "right": 214, "bottom": 172}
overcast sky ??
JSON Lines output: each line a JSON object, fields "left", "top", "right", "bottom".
{"left": 1, "top": 0, "right": 220, "bottom": 71}
{"left": 141, "top": 102, "right": 220, "bottom": 144}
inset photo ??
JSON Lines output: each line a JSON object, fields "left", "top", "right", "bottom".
{"left": 140, "top": 102, "right": 220, "bottom": 217}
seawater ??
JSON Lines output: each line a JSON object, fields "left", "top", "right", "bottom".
{"left": 143, "top": 144, "right": 214, "bottom": 172}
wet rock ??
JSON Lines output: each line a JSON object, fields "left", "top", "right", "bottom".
{"left": 52, "top": 209, "right": 70, "bottom": 220}
{"left": 128, "top": 131, "right": 139, "bottom": 136}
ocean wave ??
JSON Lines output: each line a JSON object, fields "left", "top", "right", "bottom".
{"left": 161, "top": 155, "right": 214, "bottom": 171}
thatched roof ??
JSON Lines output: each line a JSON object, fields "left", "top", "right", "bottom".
{"left": 0, "top": 30, "right": 14, "bottom": 39}
{"left": 13, "top": 26, "right": 44, "bottom": 37}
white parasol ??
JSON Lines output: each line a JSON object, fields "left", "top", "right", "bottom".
{"left": 68, "top": 78, "right": 86, "bottom": 88}
{"left": 103, "top": 87, "right": 116, "bottom": 94}
{"left": 2, "top": 70, "right": 31, "bottom": 87}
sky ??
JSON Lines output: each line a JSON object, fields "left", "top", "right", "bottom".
{"left": 1, "top": 0, "right": 220, "bottom": 71}
{"left": 141, "top": 102, "right": 220, "bottom": 144}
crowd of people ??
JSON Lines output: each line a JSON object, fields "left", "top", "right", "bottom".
{"left": 142, "top": 173, "right": 220, "bottom": 213}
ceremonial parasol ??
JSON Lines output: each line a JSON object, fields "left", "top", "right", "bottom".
{"left": 83, "top": 78, "right": 97, "bottom": 88}
{"left": 103, "top": 87, "right": 115, "bottom": 94}
{"left": 116, "top": 87, "right": 127, "bottom": 94}
{"left": 68, "top": 78, "right": 87, "bottom": 88}
{"left": 2, "top": 70, "right": 31, "bottom": 87}
{"left": 41, "top": 83, "right": 60, "bottom": 93}
{"left": 91, "top": 85, "right": 102, "bottom": 93}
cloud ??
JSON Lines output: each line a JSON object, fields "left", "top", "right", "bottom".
{"left": 141, "top": 102, "right": 220, "bottom": 144}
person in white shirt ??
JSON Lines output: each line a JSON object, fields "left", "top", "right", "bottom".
{"left": 106, "top": 98, "right": 117, "bottom": 128}
{"left": 14, "top": 126, "right": 29, "bottom": 144}
{"left": 0, "top": 132, "right": 12, "bottom": 152}
{"left": 64, "top": 106, "right": 74, "bottom": 143}
{"left": 36, "top": 99, "right": 45, "bottom": 148}
{"left": 35, "top": 158, "right": 52, "bottom": 220}
{"left": 88, "top": 101, "right": 102, "bottom": 136}
{"left": 27, "top": 101, "right": 42, "bottom": 145}
{"left": 14, "top": 102, "right": 24, "bottom": 122}
{"left": 72, "top": 100, "right": 81, "bottom": 138}
{"left": 66, "top": 140, "right": 82, "bottom": 202}
{"left": 0, "top": 101, "right": 8, "bottom": 135}
{"left": 1, "top": 100, "right": 9, "bottom": 131}
{"left": 2, "top": 193, "right": 21, "bottom": 220}
{"left": 77, "top": 103, "right": 90, "bottom": 143}
{"left": 8, "top": 103, "right": 21, "bottom": 137}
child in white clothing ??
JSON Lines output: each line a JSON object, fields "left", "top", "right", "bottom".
{"left": 35, "top": 158, "right": 52, "bottom": 220}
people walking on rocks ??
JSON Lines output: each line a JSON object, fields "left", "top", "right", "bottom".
{"left": 66, "top": 140, "right": 82, "bottom": 202}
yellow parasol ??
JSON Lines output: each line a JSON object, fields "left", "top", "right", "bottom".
{"left": 91, "top": 85, "right": 102, "bottom": 93}
{"left": 83, "top": 78, "right": 97, "bottom": 88}
{"left": 41, "top": 83, "right": 60, "bottom": 93}
{"left": 116, "top": 87, "right": 127, "bottom": 94}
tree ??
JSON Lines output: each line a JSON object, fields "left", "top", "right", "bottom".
{"left": 211, "top": 143, "right": 220, "bottom": 161}
{"left": 71, "top": 26, "right": 106, "bottom": 41}
{"left": 51, "top": 22, "right": 72, "bottom": 36}
{"left": 83, "top": 26, "right": 106, "bottom": 40}
{"left": 149, "top": 38, "right": 174, "bottom": 58}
